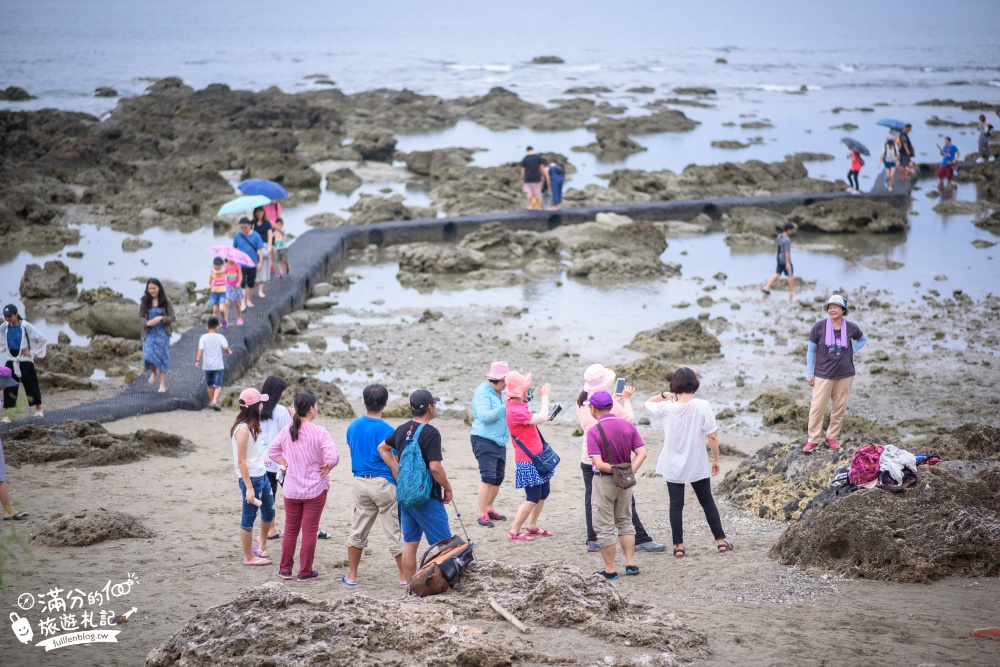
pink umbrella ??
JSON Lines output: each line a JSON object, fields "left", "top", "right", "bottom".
{"left": 206, "top": 245, "right": 255, "bottom": 267}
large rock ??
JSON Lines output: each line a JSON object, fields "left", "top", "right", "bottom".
{"left": 348, "top": 194, "right": 417, "bottom": 226}
{"left": 403, "top": 147, "right": 477, "bottom": 178}
{"left": 726, "top": 206, "right": 787, "bottom": 236}
{"left": 591, "top": 109, "right": 699, "bottom": 135}
{"left": 32, "top": 509, "right": 154, "bottom": 546}
{"left": 628, "top": 318, "right": 721, "bottom": 358}
{"left": 572, "top": 126, "right": 647, "bottom": 157}
{"left": 86, "top": 298, "right": 143, "bottom": 339}
{"left": 1, "top": 420, "right": 194, "bottom": 466}
{"left": 613, "top": 358, "right": 679, "bottom": 387}
{"left": 0, "top": 86, "right": 35, "bottom": 101}
{"left": 305, "top": 212, "right": 348, "bottom": 227}
{"left": 397, "top": 243, "right": 487, "bottom": 274}
{"left": 457, "top": 221, "right": 559, "bottom": 260}
{"left": 19, "top": 260, "right": 80, "bottom": 299}
{"left": 770, "top": 466, "right": 1000, "bottom": 583}
{"left": 351, "top": 130, "right": 397, "bottom": 162}
{"left": 283, "top": 375, "right": 354, "bottom": 419}
{"left": 788, "top": 199, "right": 908, "bottom": 233}
{"left": 566, "top": 218, "right": 675, "bottom": 280}
{"left": 325, "top": 167, "right": 362, "bottom": 193}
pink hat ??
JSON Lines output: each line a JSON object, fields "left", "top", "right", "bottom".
{"left": 582, "top": 364, "right": 615, "bottom": 394}
{"left": 502, "top": 371, "right": 532, "bottom": 400}
{"left": 238, "top": 388, "right": 269, "bottom": 407}
{"left": 486, "top": 361, "right": 509, "bottom": 381}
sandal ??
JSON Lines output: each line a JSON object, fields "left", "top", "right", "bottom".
{"left": 2, "top": 512, "right": 29, "bottom": 521}
{"left": 717, "top": 541, "right": 734, "bottom": 553}
{"left": 252, "top": 546, "right": 268, "bottom": 559}
{"left": 525, "top": 527, "right": 552, "bottom": 537}
{"left": 508, "top": 531, "right": 533, "bottom": 541}
{"left": 673, "top": 547, "right": 685, "bottom": 559}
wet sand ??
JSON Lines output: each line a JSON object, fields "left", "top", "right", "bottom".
{"left": 1, "top": 409, "right": 998, "bottom": 666}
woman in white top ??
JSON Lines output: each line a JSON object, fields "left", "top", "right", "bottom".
{"left": 259, "top": 375, "right": 292, "bottom": 541}
{"left": 231, "top": 387, "right": 276, "bottom": 567}
{"left": 645, "top": 367, "right": 731, "bottom": 559}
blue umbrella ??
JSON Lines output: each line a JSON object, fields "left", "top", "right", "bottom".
{"left": 237, "top": 179, "right": 289, "bottom": 201}
{"left": 216, "top": 194, "right": 272, "bottom": 217}
{"left": 876, "top": 118, "right": 908, "bottom": 131}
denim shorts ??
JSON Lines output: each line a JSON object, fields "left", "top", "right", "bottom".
{"left": 400, "top": 499, "right": 451, "bottom": 545}
{"left": 238, "top": 475, "right": 275, "bottom": 531}
{"left": 471, "top": 435, "right": 506, "bottom": 485}
{"left": 205, "top": 369, "right": 224, "bottom": 387}
{"left": 209, "top": 292, "right": 226, "bottom": 306}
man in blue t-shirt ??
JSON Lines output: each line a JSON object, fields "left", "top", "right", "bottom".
{"left": 937, "top": 137, "right": 960, "bottom": 188}
{"left": 343, "top": 383, "right": 405, "bottom": 587}
{"left": 233, "top": 218, "right": 264, "bottom": 309}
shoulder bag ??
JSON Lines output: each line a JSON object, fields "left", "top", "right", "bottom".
{"left": 512, "top": 428, "right": 560, "bottom": 477}
{"left": 596, "top": 422, "right": 637, "bottom": 489}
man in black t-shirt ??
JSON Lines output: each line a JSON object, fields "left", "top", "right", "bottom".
{"left": 520, "top": 146, "right": 545, "bottom": 210}
{"left": 378, "top": 389, "right": 454, "bottom": 581}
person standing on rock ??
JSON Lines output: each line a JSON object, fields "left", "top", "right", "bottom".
{"left": 645, "top": 368, "right": 731, "bottom": 558}
{"left": 344, "top": 383, "right": 406, "bottom": 587}
{"left": 880, "top": 133, "right": 899, "bottom": 191}
{"left": 586, "top": 390, "right": 647, "bottom": 579}
{"left": 506, "top": 371, "right": 557, "bottom": 541}
{"left": 233, "top": 217, "right": 264, "bottom": 310}
{"left": 268, "top": 391, "right": 340, "bottom": 581}
{"left": 520, "top": 146, "right": 545, "bottom": 210}
{"left": 231, "top": 387, "right": 276, "bottom": 568}
{"left": 0, "top": 304, "right": 47, "bottom": 421}
{"left": 251, "top": 207, "right": 273, "bottom": 301}
{"left": 546, "top": 156, "right": 565, "bottom": 210}
{"left": 899, "top": 124, "right": 915, "bottom": 181}
{"left": 377, "top": 389, "right": 454, "bottom": 582}
{"left": 976, "top": 115, "right": 993, "bottom": 163}
{"left": 471, "top": 361, "right": 510, "bottom": 528}
{"left": 139, "top": 279, "right": 174, "bottom": 393}
{"left": 762, "top": 222, "right": 796, "bottom": 300}
{"left": 803, "top": 294, "right": 867, "bottom": 452}
{"left": 577, "top": 364, "right": 666, "bottom": 553}
{"left": 937, "top": 137, "right": 960, "bottom": 188}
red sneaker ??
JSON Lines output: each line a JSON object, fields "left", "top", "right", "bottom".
{"left": 802, "top": 442, "right": 820, "bottom": 452}
{"left": 825, "top": 438, "right": 841, "bottom": 449}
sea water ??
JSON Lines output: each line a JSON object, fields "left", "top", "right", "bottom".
{"left": 1, "top": 0, "right": 998, "bottom": 344}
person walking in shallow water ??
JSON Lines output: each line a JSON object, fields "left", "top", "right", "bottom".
{"left": 139, "top": 279, "right": 174, "bottom": 393}
{"left": 803, "top": 294, "right": 867, "bottom": 452}
{"left": 762, "top": 222, "right": 796, "bottom": 300}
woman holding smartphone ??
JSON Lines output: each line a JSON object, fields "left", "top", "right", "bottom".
{"left": 505, "top": 371, "right": 556, "bottom": 541}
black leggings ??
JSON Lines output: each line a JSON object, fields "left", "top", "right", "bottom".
{"left": 666, "top": 478, "right": 726, "bottom": 546}
{"left": 3, "top": 360, "right": 41, "bottom": 409}
{"left": 847, "top": 169, "right": 860, "bottom": 190}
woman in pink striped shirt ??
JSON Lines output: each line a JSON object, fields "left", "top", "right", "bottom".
{"left": 267, "top": 391, "right": 340, "bottom": 582}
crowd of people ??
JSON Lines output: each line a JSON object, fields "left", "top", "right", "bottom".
{"left": 222, "top": 355, "right": 742, "bottom": 583}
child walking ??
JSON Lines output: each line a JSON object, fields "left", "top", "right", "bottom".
{"left": 223, "top": 259, "right": 244, "bottom": 328}
{"left": 273, "top": 218, "right": 290, "bottom": 278}
{"left": 207, "top": 257, "right": 227, "bottom": 322}
{"left": 196, "top": 317, "right": 232, "bottom": 411}
{"left": 847, "top": 150, "right": 863, "bottom": 194}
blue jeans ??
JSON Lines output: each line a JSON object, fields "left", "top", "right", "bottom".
{"left": 400, "top": 499, "right": 452, "bottom": 544}
{"left": 205, "top": 370, "right": 224, "bottom": 387}
{"left": 209, "top": 292, "right": 226, "bottom": 306}
{"left": 238, "top": 476, "right": 275, "bottom": 531}
{"left": 471, "top": 435, "right": 506, "bottom": 485}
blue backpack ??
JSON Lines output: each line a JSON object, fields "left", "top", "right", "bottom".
{"left": 396, "top": 423, "right": 433, "bottom": 508}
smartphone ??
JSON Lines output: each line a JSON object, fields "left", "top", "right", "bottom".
{"left": 527, "top": 387, "right": 535, "bottom": 402}
{"left": 548, "top": 403, "right": 562, "bottom": 420}
{"left": 615, "top": 378, "right": 626, "bottom": 395}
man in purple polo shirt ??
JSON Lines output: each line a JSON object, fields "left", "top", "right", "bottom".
{"left": 586, "top": 391, "right": 647, "bottom": 580}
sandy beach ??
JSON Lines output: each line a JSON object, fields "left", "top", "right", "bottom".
{"left": 1, "top": 406, "right": 998, "bottom": 666}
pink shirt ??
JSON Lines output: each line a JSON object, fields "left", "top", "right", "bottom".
{"left": 266, "top": 421, "right": 340, "bottom": 500}
{"left": 507, "top": 401, "right": 544, "bottom": 462}
{"left": 577, "top": 400, "right": 635, "bottom": 463}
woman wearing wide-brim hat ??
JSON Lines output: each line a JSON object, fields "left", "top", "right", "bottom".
{"left": 803, "top": 294, "right": 868, "bottom": 452}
